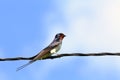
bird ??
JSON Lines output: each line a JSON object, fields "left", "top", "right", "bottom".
{"left": 16, "top": 33, "right": 66, "bottom": 71}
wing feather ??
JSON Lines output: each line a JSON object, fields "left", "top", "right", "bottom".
{"left": 33, "top": 41, "right": 61, "bottom": 60}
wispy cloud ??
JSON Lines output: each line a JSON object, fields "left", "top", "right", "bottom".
{"left": 41, "top": 0, "right": 120, "bottom": 79}
{"left": 17, "top": 0, "right": 120, "bottom": 80}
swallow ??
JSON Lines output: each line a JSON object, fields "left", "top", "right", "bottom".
{"left": 16, "top": 33, "right": 66, "bottom": 71}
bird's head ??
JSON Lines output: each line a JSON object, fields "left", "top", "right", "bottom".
{"left": 55, "top": 33, "right": 66, "bottom": 40}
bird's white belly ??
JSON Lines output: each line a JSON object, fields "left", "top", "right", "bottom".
{"left": 50, "top": 44, "right": 61, "bottom": 54}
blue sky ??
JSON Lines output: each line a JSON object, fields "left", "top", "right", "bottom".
{"left": 0, "top": 0, "right": 120, "bottom": 80}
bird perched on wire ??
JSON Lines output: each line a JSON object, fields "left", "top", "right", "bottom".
{"left": 16, "top": 33, "right": 66, "bottom": 71}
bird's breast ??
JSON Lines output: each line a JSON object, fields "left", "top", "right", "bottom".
{"left": 50, "top": 43, "right": 62, "bottom": 54}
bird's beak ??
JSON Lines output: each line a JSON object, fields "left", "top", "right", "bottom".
{"left": 64, "top": 35, "right": 66, "bottom": 37}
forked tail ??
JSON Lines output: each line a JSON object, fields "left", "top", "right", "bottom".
{"left": 16, "top": 60, "right": 35, "bottom": 71}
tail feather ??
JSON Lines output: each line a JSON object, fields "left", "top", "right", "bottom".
{"left": 16, "top": 60, "right": 35, "bottom": 71}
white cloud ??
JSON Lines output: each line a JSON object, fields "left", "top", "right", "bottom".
{"left": 31, "top": 0, "right": 120, "bottom": 79}
{"left": 45, "top": 0, "right": 120, "bottom": 73}
{"left": 61, "top": 0, "right": 120, "bottom": 52}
